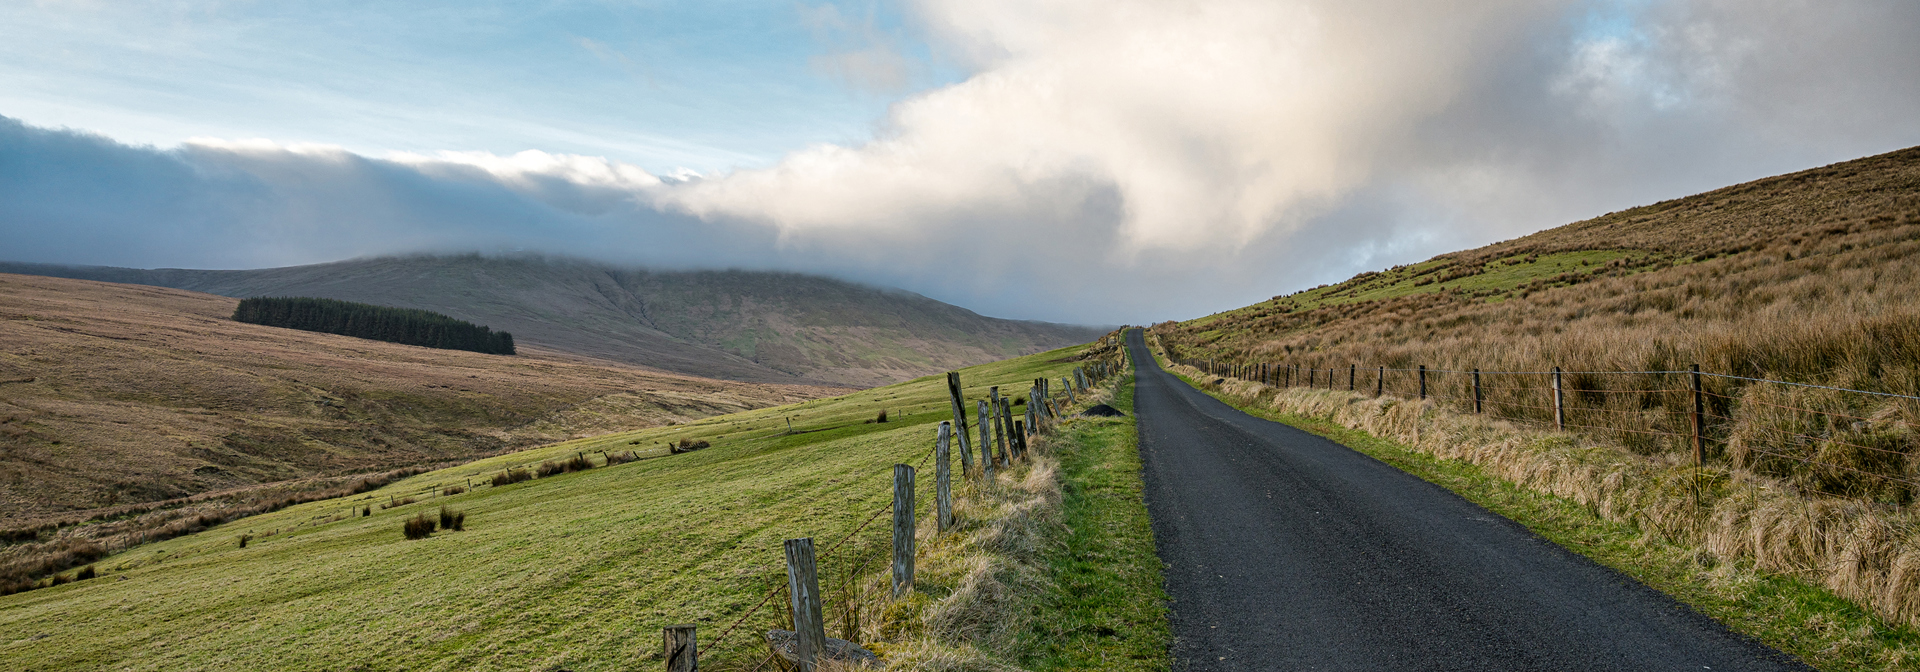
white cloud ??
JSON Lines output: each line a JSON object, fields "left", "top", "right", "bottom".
{"left": 3, "top": 0, "right": 1919, "bottom": 325}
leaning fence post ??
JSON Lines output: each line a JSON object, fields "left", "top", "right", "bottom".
{"left": 935, "top": 423, "right": 953, "bottom": 532}
{"left": 1552, "top": 366, "right": 1565, "bottom": 431}
{"left": 946, "top": 372, "right": 973, "bottom": 476}
{"left": 784, "top": 538, "right": 826, "bottom": 672}
{"left": 1691, "top": 364, "right": 1705, "bottom": 466}
{"left": 1001, "top": 401, "right": 1020, "bottom": 460}
{"left": 892, "top": 464, "right": 916, "bottom": 597}
{"left": 1472, "top": 369, "right": 1483, "bottom": 414}
{"left": 663, "top": 624, "right": 697, "bottom": 672}
{"left": 1418, "top": 365, "right": 1427, "bottom": 400}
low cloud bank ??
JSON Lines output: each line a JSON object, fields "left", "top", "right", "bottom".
{"left": 3, "top": 0, "right": 1918, "bottom": 324}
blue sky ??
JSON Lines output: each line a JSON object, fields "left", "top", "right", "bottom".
{"left": 0, "top": 1, "right": 956, "bottom": 173}
{"left": 2, "top": 0, "right": 1918, "bottom": 324}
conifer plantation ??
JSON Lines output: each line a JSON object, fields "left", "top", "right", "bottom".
{"left": 232, "top": 297, "right": 516, "bottom": 355}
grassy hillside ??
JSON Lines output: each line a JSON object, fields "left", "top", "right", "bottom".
{"left": 0, "top": 255, "right": 1105, "bottom": 387}
{"left": 0, "top": 342, "right": 1112, "bottom": 671}
{"left": 0, "top": 272, "right": 840, "bottom": 530}
{"left": 1159, "top": 145, "right": 1920, "bottom": 492}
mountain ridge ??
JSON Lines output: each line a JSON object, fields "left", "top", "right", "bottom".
{"left": 0, "top": 255, "right": 1105, "bottom": 388}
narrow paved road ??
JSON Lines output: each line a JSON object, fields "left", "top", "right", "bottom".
{"left": 1126, "top": 330, "right": 1806, "bottom": 671}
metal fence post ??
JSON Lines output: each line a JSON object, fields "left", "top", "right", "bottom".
{"left": 784, "top": 538, "right": 826, "bottom": 672}
{"left": 892, "top": 464, "right": 915, "bottom": 597}
{"left": 1552, "top": 367, "right": 1565, "bottom": 431}
{"left": 1472, "top": 369, "right": 1483, "bottom": 414}
{"left": 1691, "top": 364, "right": 1705, "bottom": 466}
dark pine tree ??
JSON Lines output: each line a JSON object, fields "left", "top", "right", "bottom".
{"left": 232, "top": 297, "right": 516, "bottom": 355}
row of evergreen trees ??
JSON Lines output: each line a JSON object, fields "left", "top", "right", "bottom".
{"left": 232, "top": 297, "right": 515, "bottom": 355}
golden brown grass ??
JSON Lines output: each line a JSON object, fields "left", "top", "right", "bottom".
{"left": 1159, "top": 145, "right": 1920, "bottom": 498}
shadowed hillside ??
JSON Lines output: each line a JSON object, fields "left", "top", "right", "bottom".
{"left": 0, "top": 273, "right": 841, "bottom": 527}
{"left": 0, "top": 256, "right": 1105, "bottom": 388}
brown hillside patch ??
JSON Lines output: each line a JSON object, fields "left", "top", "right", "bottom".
{"left": 0, "top": 273, "right": 847, "bottom": 527}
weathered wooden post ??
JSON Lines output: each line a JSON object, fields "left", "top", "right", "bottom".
{"left": 976, "top": 399, "right": 993, "bottom": 465}
{"left": 1000, "top": 400, "right": 1019, "bottom": 460}
{"left": 1377, "top": 366, "right": 1385, "bottom": 396}
{"left": 1285, "top": 365, "right": 1292, "bottom": 387}
{"left": 1348, "top": 364, "right": 1355, "bottom": 391}
{"left": 1076, "top": 368, "right": 1087, "bottom": 390}
{"left": 989, "top": 387, "right": 1006, "bottom": 465}
{"left": 1552, "top": 367, "right": 1565, "bottom": 431}
{"left": 1012, "top": 420, "right": 1024, "bottom": 458}
{"left": 978, "top": 400, "right": 995, "bottom": 480}
{"left": 1472, "top": 369, "right": 1483, "bottom": 414}
{"left": 784, "top": 538, "right": 826, "bottom": 672}
{"left": 1418, "top": 365, "right": 1427, "bottom": 400}
{"left": 663, "top": 624, "right": 697, "bottom": 672}
{"left": 1691, "top": 364, "right": 1705, "bottom": 466}
{"left": 892, "top": 464, "right": 915, "bottom": 597}
{"left": 946, "top": 372, "right": 973, "bottom": 475}
{"left": 1026, "top": 389, "right": 1038, "bottom": 436}
{"left": 1063, "top": 377, "right": 1075, "bottom": 405}
{"left": 935, "top": 423, "right": 953, "bottom": 532}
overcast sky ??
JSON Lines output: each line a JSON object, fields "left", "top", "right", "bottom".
{"left": 3, "top": 0, "right": 1918, "bottom": 324}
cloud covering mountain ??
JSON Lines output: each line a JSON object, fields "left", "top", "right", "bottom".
{"left": 3, "top": 0, "right": 1918, "bottom": 324}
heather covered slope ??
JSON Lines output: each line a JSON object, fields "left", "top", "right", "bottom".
{"left": 0, "top": 273, "right": 840, "bottom": 527}
{"left": 0, "top": 255, "right": 1105, "bottom": 387}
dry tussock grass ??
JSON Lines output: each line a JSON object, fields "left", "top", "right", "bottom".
{"left": 1160, "top": 147, "right": 1920, "bottom": 499}
{"left": 1174, "top": 360, "right": 1920, "bottom": 637}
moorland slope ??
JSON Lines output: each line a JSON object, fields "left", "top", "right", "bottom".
{"left": 0, "top": 273, "right": 839, "bottom": 527}
{"left": 0, "top": 255, "right": 1104, "bottom": 387}
{"left": 0, "top": 340, "right": 1116, "bottom": 671}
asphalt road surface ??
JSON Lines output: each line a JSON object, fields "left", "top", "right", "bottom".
{"left": 1125, "top": 330, "right": 1807, "bottom": 671}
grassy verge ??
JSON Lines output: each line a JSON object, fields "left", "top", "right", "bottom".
{"left": 1019, "top": 375, "right": 1169, "bottom": 672}
{"left": 1156, "top": 361, "right": 1920, "bottom": 671}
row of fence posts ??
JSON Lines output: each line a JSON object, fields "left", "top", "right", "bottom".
{"left": 1180, "top": 356, "right": 1710, "bottom": 469}
{"left": 663, "top": 356, "right": 1121, "bottom": 671}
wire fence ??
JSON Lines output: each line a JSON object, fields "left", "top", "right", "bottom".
{"left": 679, "top": 349, "right": 1129, "bottom": 671}
{"left": 1174, "top": 355, "right": 1920, "bottom": 506}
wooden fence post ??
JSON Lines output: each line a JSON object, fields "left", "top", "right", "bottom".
{"left": 1001, "top": 401, "right": 1020, "bottom": 460}
{"left": 1552, "top": 367, "right": 1565, "bottom": 431}
{"left": 1063, "top": 377, "right": 1075, "bottom": 405}
{"left": 975, "top": 400, "right": 991, "bottom": 461}
{"left": 663, "top": 624, "right": 697, "bottom": 672}
{"left": 989, "top": 388, "right": 1006, "bottom": 465}
{"left": 935, "top": 423, "right": 953, "bottom": 532}
{"left": 1691, "top": 364, "right": 1705, "bottom": 466}
{"left": 1013, "top": 420, "right": 1025, "bottom": 458}
{"left": 946, "top": 372, "right": 973, "bottom": 475}
{"left": 1377, "top": 366, "right": 1384, "bottom": 396}
{"left": 1472, "top": 369, "right": 1483, "bottom": 414}
{"left": 892, "top": 464, "right": 916, "bottom": 597}
{"left": 978, "top": 400, "right": 995, "bottom": 480}
{"left": 1418, "top": 365, "right": 1427, "bottom": 400}
{"left": 1285, "top": 365, "right": 1292, "bottom": 387}
{"left": 784, "top": 538, "right": 826, "bottom": 672}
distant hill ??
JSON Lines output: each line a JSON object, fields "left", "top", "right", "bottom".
{"left": 0, "top": 273, "right": 840, "bottom": 526}
{"left": 0, "top": 255, "right": 1106, "bottom": 387}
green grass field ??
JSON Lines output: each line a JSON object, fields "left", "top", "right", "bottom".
{"left": 0, "top": 346, "right": 1102, "bottom": 671}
